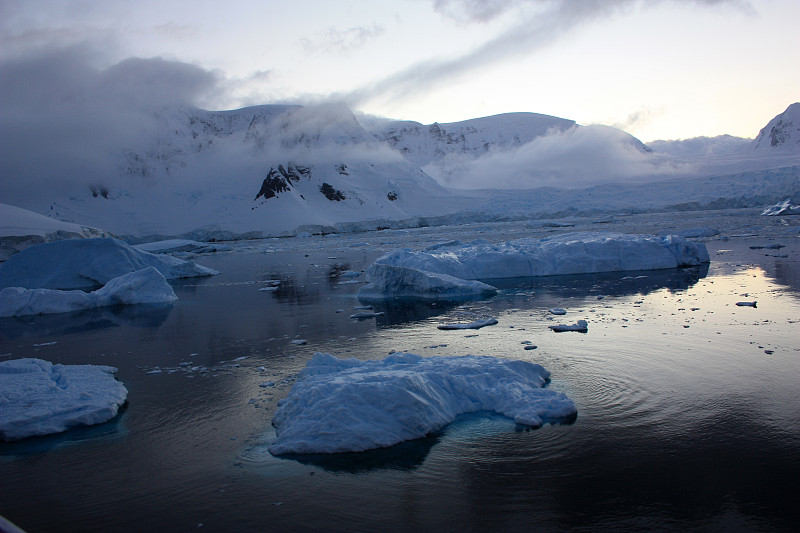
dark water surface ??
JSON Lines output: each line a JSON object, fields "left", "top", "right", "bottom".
{"left": 1, "top": 213, "right": 799, "bottom": 532}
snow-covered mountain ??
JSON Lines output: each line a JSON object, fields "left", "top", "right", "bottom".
{"left": 365, "top": 112, "right": 657, "bottom": 188}
{"left": 2, "top": 100, "right": 798, "bottom": 243}
{"left": 43, "top": 103, "right": 468, "bottom": 239}
{"left": 752, "top": 102, "right": 800, "bottom": 152}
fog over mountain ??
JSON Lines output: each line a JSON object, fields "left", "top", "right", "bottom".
{"left": 0, "top": 49, "right": 798, "bottom": 240}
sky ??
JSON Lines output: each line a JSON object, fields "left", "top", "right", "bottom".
{"left": 1, "top": 0, "right": 799, "bottom": 142}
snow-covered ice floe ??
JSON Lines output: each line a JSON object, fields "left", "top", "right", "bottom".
{"left": 358, "top": 232, "right": 709, "bottom": 301}
{"left": 0, "top": 267, "right": 177, "bottom": 317}
{"left": 549, "top": 320, "right": 589, "bottom": 333}
{"left": 437, "top": 318, "right": 498, "bottom": 330}
{"left": 0, "top": 237, "right": 218, "bottom": 290}
{"left": 0, "top": 358, "right": 128, "bottom": 441}
{"left": 357, "top": 263, "right": 498, "bottom": 301}
{"left": 269, "top": 352, "right": 576, "bottom": 455}
{"left": 134, "top": 239, "right": 231, "bottom": 255}
{"left": 762, "top": 198, "right": 800, "bottom": 216}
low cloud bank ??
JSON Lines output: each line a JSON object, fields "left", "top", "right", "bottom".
{"left": 425, "top": 124, "right": 690, "bottom": 189}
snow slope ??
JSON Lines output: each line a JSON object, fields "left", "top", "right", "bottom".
{"left": 752, "top": 102, "right": 800, "bottom": 152}
{"left": 0, "top": 202, "right": 111, "bottom": 261}
{"left": 37, "top": 103, "right": 464, "bottom": 239}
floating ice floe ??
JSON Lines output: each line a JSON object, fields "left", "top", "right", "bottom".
{"left": 134, "top": 239, "right": 230, "bottom": 255}
{"left": 437, "top": 318, "right": 498, "bottom": 330}
{"left": 735, "top": 301, "right": 757, "bottom": 307}
{"left": 0, "top": 358, "right": 128, "bottom": 441}
{"left": 0, "top": 267, "right": 177, "bottom": 317}
{"left": 269, "top": 352, "right": 576, "bottom": 454}
{"left": 358, "top": 232, "right": 708, "bottom": 301}
{"left": 549, "top": 320, "right": 588, "bottom": 332}
{"left": 350, "top": 311, "right": 384, "bottom": 319}
{"left": 549, "top": 308, "right": 567, "bottom": 315}
{"left": 358, "top": 263, "right": 498, "bottom": 301}
{"left": 0, "top": 237, "right": 218, "bottom": 290}
{"left": 761, "top": 199, "right": 800, "bottom": 216}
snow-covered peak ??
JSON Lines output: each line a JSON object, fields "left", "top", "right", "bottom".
{"left": 369, "top": 112, "right": 577, "bottom": 167}
{"left": 752, "top": 102, "right": 800, "bottom": 152}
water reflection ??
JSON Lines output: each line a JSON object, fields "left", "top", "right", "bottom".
{"left": 0, "top": 303, "right": 174, "bottom": 340}
{"left": 0, "top": 408, "right": 129, "bottom": 459}
{"left": 368, "top": 265, "right": 709, "bottom": 327}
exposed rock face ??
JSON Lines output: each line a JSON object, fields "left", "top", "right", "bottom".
{"left": 254, "top": 163, "right": 312, "bottom": 200}
{"left": 319, "top": 183, "right": 346, "bottom": 201}
{"left": 752, "top": 103, "right": 800, "bottom": 152}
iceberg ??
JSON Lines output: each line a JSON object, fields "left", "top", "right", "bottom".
{"left": 762, "top": 198, "right": 800, "bottom": 216}
{"left": 269, "top": 352, "right": 576, "bottom": 455}
{"left": 0, "top": 267, "right": 177, "bottom": 317}
{"left": 0, "top": 358, "right": 128, "bottom": 441}
{"left": 0, "top": 237, "right": 218, "bottom": 290}
{"left": 358, "top": 232, "right": 709, "bottom": 300}
{"left": 358, "top": 263, "right": 498, "bottom": 301}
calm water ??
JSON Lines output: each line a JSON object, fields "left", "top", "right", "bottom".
{"left": 1, "top": 211, "right": 799, "bottom": 532}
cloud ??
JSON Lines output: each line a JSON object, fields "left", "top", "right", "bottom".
{"left": 426, "top": 124, "right": 690, "bottom": 189}
{"left": 343, "top": 0, "right": 752, "bottom": 108}
{"left": 0, "top": 46, "right": 219, "bottom": 207}
{"left": 298, "top": 24, "right": 385, "bottom": 54}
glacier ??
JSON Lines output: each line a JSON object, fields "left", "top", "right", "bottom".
{"left": 0, "top": 358, "right": 128, "bottom": 441}
{"left": 359, "top": 232, "right": 709, "bottom": 300}
{"left": 0, "top": 267, "right": 177, "bottom": 317}
{"left": 0, "top": 237, "right": 217, "bottom": 290}
{"left": 269, "top": 352, "right": 576, "bottom": 455}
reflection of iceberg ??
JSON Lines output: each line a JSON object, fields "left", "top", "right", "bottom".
{"left": 0, "top": 302, "right": 173, "bottom": 340}
{"left": 269, "top": 433, "right": 442, "bottom": 473}
{"left": 269, "top": 352, "right": 576, "bottom": 455}
{"left": 359, "top": 232, "right": 709, "bottom": 301}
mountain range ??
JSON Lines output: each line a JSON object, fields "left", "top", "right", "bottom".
{"left": 2, "top": 101, "right": 798, "bottom": 241}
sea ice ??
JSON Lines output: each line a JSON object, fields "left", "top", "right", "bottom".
{"left": 549, "top": 320, "right": 589, "bottom": 332}
{"left": 358, "top": 263, "right": 498, "bottom": 301}
{"left": 762, "top": 199, "right": 800, "bottom": 216}
{"left": 269, "top": 352, "right": 576, "bottom": 454}
{"left": 437, "top": 318, "right": 498, "bottom": 330}
{"left": 358, "top": 232, "right": 708, "bottom": 300}
{"left": 0, "top": 358, "right": 128, "bottom": 441}
{"left": 0, "top": 237, "right": 218, "bottom": 290}
{"left": 0, "top": 267, "right": 178, "bottom": 317}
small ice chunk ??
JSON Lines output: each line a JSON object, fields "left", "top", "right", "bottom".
{"left": 437, "top": 318, "right": 498, "bottom": 330}
{"left": 549, "top": 320, "right": 588, "bottom": 332}
{"left": 0, "top": 358, "right": 128, "bottom": 441}
{"left": 735, "top": 301, "right": 757, "bottom": 307}
{"left": 549, "top": 308, "right": 567, "bottom": 315}
{"left": 350, "top": 311, "right": 384, "bottom": 320}
{"left": 291, "top": 339, "right": 308, "bottom": 345}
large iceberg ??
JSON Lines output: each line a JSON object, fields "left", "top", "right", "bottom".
{"left": 0, "top": 237, "right": 218, "bottom": 290}
{"left": 269, "top": 352, "right": 576, "bottom": 455}
{"left": 0, "top": 358, "right": 128, "bottom": 441}
{"left": 0, "top": 267, "right": 177, "bottom": 317}
{"left": 358, "top": 232, "right": 709, "bottom": 300}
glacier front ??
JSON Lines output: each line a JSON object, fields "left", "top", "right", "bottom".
{"left": 359, "top": 232, "right": 709, "bottom": 300}
{"left": 0, "top": 358, "right": 128, "bottom": 441}
{"left": 269, "top": 352, "right": 576, "bottom": 455}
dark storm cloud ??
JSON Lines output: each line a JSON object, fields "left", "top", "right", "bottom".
{"left": 343, "top": 0, "right": 752, "bottom": 108}
{"left": 0, "top": 46, "right": 218, "bottom": 206}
